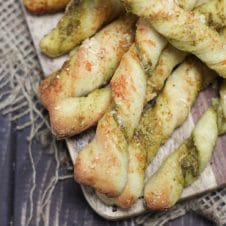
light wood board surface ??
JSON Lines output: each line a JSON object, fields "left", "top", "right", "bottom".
{"left": 22, "top": 4, "right": 226, "bottom": 220}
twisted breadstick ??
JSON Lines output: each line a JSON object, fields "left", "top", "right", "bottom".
{"left": 74, "top": 45, "right": 147, "bottom": 197}
{"left": 23, "top": 0, "right": 70, "bottom": 14}
{"left": 194, "top": 0, "right": 226, "bottom": 30}
{"left": 144, "top": 83, "right": 226, "bottom": 209}
{"left": 145, "top": 44, "right": 187, "bottom": 103}
{"left": 122, "top": 0, "right": 226, "bottom": 77}
{"left": 135, "top": 18, "right": 167, "bottom": 73}
{"left": 40, "top": 0, "right": 124, "bottom": 57}
{"left": 50, "top": 87, "right": 111, "bottom": 138}
{"left": 145, "top": 58, "right": 216, "bottom": 163}
{"left": 97, "top": 45, "right": 187, "bottom": 208}
{"left": 39, "top": 16, "right": 135, "bottom": 137}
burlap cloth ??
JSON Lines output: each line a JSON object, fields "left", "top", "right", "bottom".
{"left": 1, "top": 0, "right": 226, "bottom": 225}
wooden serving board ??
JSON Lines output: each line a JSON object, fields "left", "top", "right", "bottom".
{"left": 22, "top": 5, "right": 226, "bottom": 220}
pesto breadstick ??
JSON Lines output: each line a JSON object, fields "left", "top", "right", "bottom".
{"left": 74, "top": 45, "right": 147, "bottom": 197}
{"left": 144, "top": 90, "right": 226, "bottom": 210}
{"left": 50, "top": 87, "right": 111, "bottom": 138}
{"left": 40, "top": 16, "right": 135, "bottom": 108}
{"left": 145, "top": 45, "right": 187, "bottom": 103}
{"left": 23, "top": 0, "right": 70, "bottom": 14}
{"left": 39, "top": 16, "right": 135, "bottom": 137}
{"left": 122, "top": 0, "right": 226, "bottom": 77}
{"left": 135, "top": 18, "right": 167, "bottom": 73}
{"left": 40, "top": 0, "right": 124, "bottom": 57}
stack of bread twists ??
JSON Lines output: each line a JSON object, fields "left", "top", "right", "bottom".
{"left": 24, "top": 0, "right": 226, "bottom": 210}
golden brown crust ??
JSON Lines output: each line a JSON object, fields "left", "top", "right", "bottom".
{"left": 122, "top": 0, "right": 226, "bottom": 77}
{"left": 145, "top": 44, "right": 187, "bottom": 103}
{"left": 23, "top": 0, "right": 70, "bottom": 14}
{"left": 40, "top": 16, "right": 135, "bottom": 109}
{"left": 74, "top": 45, "right": 147, "bottom": 197}
{"left": 49, "top": 88, "right": 111, "bottom": 138}
{"left": 143, "top": 58, "right": 205, "bottom": 162}
{"left": 74, "top": 111, "right": 129, "bottom": 197}
{"left": 39, "top": 17, "right": 135, "bottom": 137}
{"left": 135, "top": 18, "right": 167, "bottom": 73}
{"left": 144, "top": 107, "right": 219, "bottom": 210}
{"left": 39, "top": 0, "right": 125, "bottom": 57}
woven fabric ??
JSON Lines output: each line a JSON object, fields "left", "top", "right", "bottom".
{"left": 1, "top": 0, "right": 226, "bottom": 225}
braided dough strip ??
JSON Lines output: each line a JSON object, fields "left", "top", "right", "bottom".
{"left": 122, "top": 0, "right": 226, "bottom": 77}
{"left": 39, "top": 16, "right": 135, "bottom": 137}
{"left": 144, "top": 83, "right": 226, "bottom": 209}
{"left": 135, "top": 18, "right": 167, "bottom": 73}
{"left": 145, "top": 44, "right": 187, "bottom": 103}
{"left": 74, "top": 45, "right": 147, "bottom": 197}
{"left": 49, "top": 87, "right": 111, "bottom": 138}
{"left": 113, "top": 58, "right": 210, "bottom": 208}
{"left": 40, "top": 0, "right": 124, "bottom": 57}
{"left": 23, "top": 0, "right": 70, "bottom": 14}
{"left": 120, "top": 58, "right": 217, "bottom": 209}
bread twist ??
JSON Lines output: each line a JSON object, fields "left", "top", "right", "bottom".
{"left": 122, "top": 0, "right": 226, "bottom": 77}
{"left": 40, "top": 0, "right": 124, "bottom": 57}
{"left": 135, "top": 18, "right": 167, "bottom": 73}
{"left": 145, "top": 44, "right": 187, "bottom": 103}
{"left": 49, "top": 87, "right": 111, "bottom": 138}
{"left": 39, "top": 16, "right": 135, "bottom": 137}
{"left": 144, "top": 82, "right": 226, "bottom": 209}
{"left": 74, "top": 45, "right": 147, "bottom": 197}
{"left": 23, "top": 0, "right": 70, "bottom": 14}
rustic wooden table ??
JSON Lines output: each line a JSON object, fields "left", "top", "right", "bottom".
{"left": 0, "top": 114, "right": 215, "bottom": 226}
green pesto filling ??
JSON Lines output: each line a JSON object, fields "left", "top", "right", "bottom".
{"left": 180, "top": 138, "right": 199, "bottom": 186}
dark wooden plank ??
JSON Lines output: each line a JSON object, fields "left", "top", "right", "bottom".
{"left": 0, "top": 115, "right": 14, "bottom": 226}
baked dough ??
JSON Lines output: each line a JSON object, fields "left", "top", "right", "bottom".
{"left": 39, "top": 16, "right": 135, "bottom": 137}
{"left": 40, "top": 0, "right": 124, "bottom": 57}
{"left": 122, "top": 0, "right": 226, "bottom": 77}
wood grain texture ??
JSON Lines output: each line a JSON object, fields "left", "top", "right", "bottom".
{"left": 21, "top": 0, "right": 226, "bottom": 222}
{"left": 0, "top": 114, "right": 14, "bottom": 226}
